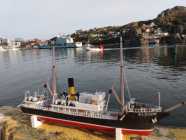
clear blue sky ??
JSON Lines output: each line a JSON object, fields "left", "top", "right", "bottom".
{"left": 0, "top": 0, "right": 185, "bottom": 39}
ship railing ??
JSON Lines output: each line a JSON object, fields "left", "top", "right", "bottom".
{"left": 60, "top": 109, "right": 104, "bottom": 119}
{"left": 129, "top": 101, "right": 160, "bottom": 108}
{"left": 35, "top": 104, "right": 101, "bottom": 118}
{"left": 127, "top": 107, "right": 162, "bottom": 113}
{"left": 22, "top": 103, "right": 118, "bottom": 120}
{"left": 57, "top": 108, "right": 117, "bottom": 120}
{"left": 103, "top": 111, "right": 119, "bottom": 117}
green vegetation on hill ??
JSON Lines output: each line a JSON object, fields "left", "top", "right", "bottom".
{"left": 71, "top": 6, "right": 186, "bottom": 46}
{"left": 155, "top": 6, "right": 186, "bottom": 34}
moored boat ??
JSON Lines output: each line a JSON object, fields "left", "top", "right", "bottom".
{"left": 37, "top": 44, "right": 51, "bottom": 49}
{"left": 75, "top": 42, "right": 83, "bottom": 48}
{"left": 86, "top": 43, "right": 104, "bottom": 52}
{"left": 11, "top": 47, "right": 19, "bottom": 51}
{"left": 0, "top": 46, "right": 6, "bottom": 52}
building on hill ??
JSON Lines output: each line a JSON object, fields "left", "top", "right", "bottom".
{"left": 48, "top": 35, "right": 75, "bottom": 48}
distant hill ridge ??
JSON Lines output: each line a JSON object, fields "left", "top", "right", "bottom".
{"left": 155, "top": 6, "right": 186, "bottom": 34}
{"left": 72, "top": 6, "right": 186, "bottom": 46}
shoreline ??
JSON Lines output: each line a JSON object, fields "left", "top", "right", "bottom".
{"left": 0, "top": 43, "right": 186, "bottom": 51}
{"left": 0, "top": 106, "right": 186, "bottom": 140}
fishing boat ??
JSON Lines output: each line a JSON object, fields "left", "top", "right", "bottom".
{"left": 86, "top": 43, "right": 104, "bottom": 52}
{"left": 19, "top": 34, "right": 185, "bottom": 135}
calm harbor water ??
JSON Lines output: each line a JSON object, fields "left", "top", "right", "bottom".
{"left": 0, "top": 45, "right": 186, "bottom": 127}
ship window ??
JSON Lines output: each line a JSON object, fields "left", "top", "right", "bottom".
{"left": 69, "top": 102, "right": 75, "bottom": 107}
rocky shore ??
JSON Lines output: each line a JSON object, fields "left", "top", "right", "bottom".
{"left": 0, "top": 106, "right": 186, "bottom": 140}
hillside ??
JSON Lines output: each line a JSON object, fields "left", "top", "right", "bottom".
{"left": 155, "top": 6, "right": 186, "bottom": 33}
{"left": 71, "top": 6, "right": 186, "bottom": 46}
{"left": 155, "top": 6, "right": 186, "bottom": 44}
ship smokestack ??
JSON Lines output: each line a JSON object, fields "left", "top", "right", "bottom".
{"left": 68, "top": 78, "right": 74, "bottom": 87}
{"left": 67, "top": 78, "right": 77, "bottom": 101}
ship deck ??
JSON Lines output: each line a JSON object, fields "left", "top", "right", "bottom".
{"left": 22, "top": 102, "right": 119, "bottom": 120}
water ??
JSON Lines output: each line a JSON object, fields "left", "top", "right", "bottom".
{"left": 0, "top": 45, "right": 186, "bottom": 127}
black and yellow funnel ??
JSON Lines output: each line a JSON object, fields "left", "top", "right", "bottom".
{"left": 67, "top": 78, "right": 77, "bottom": 101}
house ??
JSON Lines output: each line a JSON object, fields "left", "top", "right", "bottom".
{"left": 48, "top": 35, "right": 75, "bottom": 48}
{"left": 0, "top": 38, "right": 8, "bottom": 46}
{"left": 8, "top": 38, "right": 24, "bottom": 48}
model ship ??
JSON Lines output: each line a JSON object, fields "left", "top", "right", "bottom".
{"left": 19, "top": 34, "right": 185, "bottom": 135}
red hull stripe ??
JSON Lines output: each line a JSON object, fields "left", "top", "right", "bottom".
{"left": 38, "top": 116, "right": 115, "bottom": 134}
{"left": 122, "top": 128, "right": 153, "bottom": 136}
{"left": 38, "top": 116, "right": 153, "bottom": 136}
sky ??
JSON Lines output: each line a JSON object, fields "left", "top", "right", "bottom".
{"left": 0, "top": 0, "right": 185, "bottom": 39}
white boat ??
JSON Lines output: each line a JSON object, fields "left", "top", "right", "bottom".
{"left": 86, "top": 46, "right": 103, "bottom": 51}
{"left": 86, "top": 44, "right": 104, "bottom": 52}
{"left": 11, "top": 47, "right": 19, "bottom": 51}
{"left": 0, "top": 46, "right": 7, "bottom": 52}
{"left": 75, "top": 42, "right": 83, "bottom": 48}
{"left": 1, "top": 46, "right": 20, "bottom": 51}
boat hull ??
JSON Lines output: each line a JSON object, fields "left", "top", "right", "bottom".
{"left": 86, "top": 47, "right": 103, "bottom": 52}
{"left": 20, "top": 106, "right": 156, "bottom": 135}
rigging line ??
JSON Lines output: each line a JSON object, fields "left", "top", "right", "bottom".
{"left": 123, "top": 55, "right": 132, "bottom": 100}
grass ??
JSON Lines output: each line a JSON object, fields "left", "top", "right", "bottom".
{"left": 169, "top": 128, "right": 186, "bottom": 140}
{"left": 1, "top": 106, "right": 186, "bottom": 140}
{"left": 0, "top": 106, "right": 113, "bottom": 140}
{"left": 39, "top": 123, "right": 113, "bottom": 140}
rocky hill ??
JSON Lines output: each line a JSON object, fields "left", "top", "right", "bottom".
{"left": 72, "top": 6, "right": 186, "bottom": 46}
{"left": 155, "top": 6, "right": 186, "bottom": 33}
{"left": 154, "top": 6, "right": 186, "bottom": 44}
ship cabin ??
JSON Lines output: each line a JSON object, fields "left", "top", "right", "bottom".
{"left": 23, "top": 91, "right": 46, "bottom": 108}
{"left": 23, "top": 90, "right": 118, "bottom": 120}
{"left": 52, "top": 92, "right": 106, "bottom": 112}
{"left": 47, "top": 78, "right": 119, "bottom": 120}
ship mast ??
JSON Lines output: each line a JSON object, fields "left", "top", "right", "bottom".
{"left": 51, "top": 46, "right": 57, "bottom": 104}
{"left": 120, "top": 33, "right": 125, "bottom": 108}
